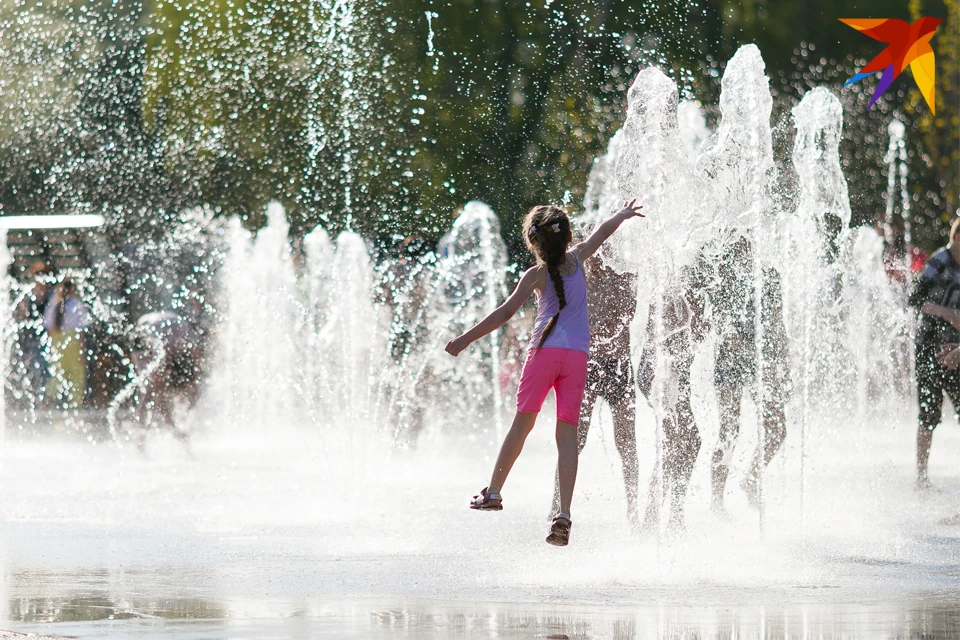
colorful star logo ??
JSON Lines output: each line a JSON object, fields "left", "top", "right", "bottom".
{"left": 840, "top": 17, "right": 942, "bottom": 114}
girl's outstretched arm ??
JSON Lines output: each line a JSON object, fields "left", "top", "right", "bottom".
{"left": 445, "top": 266, "right": 542, "bottom": 357}
{"left": 573, "top": 198, "right": 645, "bottom": 262}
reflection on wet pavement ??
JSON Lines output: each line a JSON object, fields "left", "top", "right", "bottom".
{"left": 6, "top": 584, "right": 960, "bottom": 639}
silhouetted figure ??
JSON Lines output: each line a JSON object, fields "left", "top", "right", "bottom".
{"left": 550, "top": 255, "right": 639, "bottom": 527}
{"left": 636, "top": 274, "right": 708, "bottom": 531}
{"left": 14, "top": 261, "right": 53, "bottom": 402}
{"left": 695, "top": 236, "right": 788, "bottom": 513}
{"left": 130, "top": 311, "right": 203, "bottom": 447}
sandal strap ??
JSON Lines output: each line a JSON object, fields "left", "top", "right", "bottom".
{"left": 472, "top": 487, "right": 501, "bottom": 503}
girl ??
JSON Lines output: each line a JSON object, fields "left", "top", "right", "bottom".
{"left": 445, "top": 199, "right": 645, "bottom": 546}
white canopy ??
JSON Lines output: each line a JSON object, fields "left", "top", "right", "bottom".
{"left": 0, "top": 214, "right": 105, "bottom": 229}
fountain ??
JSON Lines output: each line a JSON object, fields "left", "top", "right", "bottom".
{"left": 581, "top": 44, "right": 921, "bottom": 531}
{"left": 884, "top": 118, "right": 912, "bottom": 278}
{"left": 676, "top": 100, "right": 711, "bottom": 162}
{"left": 200, "top": 198, "right": 512, "bottom": 448}
{"left": 433, "top": 201, "right": 510, "bottom": 439}
{"left": 316, "top": 230, "right": 382, "bottom": 426}
{"left": 0, "top": 27, "right": 957, "bottom": 639}
{"left": 208, "top": 204, "right": 303, "bottom": 432}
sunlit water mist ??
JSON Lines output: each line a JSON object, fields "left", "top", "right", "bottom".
{"left": 191, "top": 198, "right": 510, "bottom": 454}
{"left": 1, "top": 40, "right": 959, "bottom": 640}
{"left": 884, "top": 118, "right": 912, "bottom": 268}
{"left": 435, "top": 201, "right": 510, "bottom": 437}
{"left": 0, "top": 236, "right": 9, "bottom": 442}
{"left": 583, "top": 44, "right": 918, "bottom": 530}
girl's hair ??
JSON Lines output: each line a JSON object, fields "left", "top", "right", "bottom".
{"left": 522, "top": 205, "right": 571, "bottom": 349}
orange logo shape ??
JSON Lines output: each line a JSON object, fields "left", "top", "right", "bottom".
{"left": 840, "top": 17, "right": 942, "bottom": 114}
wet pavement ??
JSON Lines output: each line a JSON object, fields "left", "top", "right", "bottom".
{"left": 2, "top": 418, "right": 960, "bottom": 639}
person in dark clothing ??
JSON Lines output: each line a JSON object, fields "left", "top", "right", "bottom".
{"left": 907, "top": 218, "right": 960, "bottom": 489}
{"left": 13, "top": 262, "right": 53, "bottom": 402}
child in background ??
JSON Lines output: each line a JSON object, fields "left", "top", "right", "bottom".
{"left": 445, "top": 199, "right": 645, "bottom": 546}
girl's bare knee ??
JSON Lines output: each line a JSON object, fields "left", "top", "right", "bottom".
{"left": 556, "top": 420, "right": 578, "bottom": 443}
{"left": 512, "top": 411, "right": 538, "bottom": 435}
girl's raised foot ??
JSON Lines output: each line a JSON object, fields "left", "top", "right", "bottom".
{"left": 469, "top": 487, "right": 503, "bottom": 511}
{"left": 546, "top": 513, "right": 572, "bottom": 546}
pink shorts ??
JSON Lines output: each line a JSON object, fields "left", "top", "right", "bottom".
{"left": 516, "top": 347, "right": 589, "bottom": 424}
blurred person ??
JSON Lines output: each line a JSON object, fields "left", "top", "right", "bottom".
{"left": 636, "top": 274, "right": 708, "bottom": 532}
{"left": 43, "top": 277, "right": 90, "bottom": 407}
{"left": 13, "top": 261, "right": 53, "bottom": 400}
{"left": 695, "top": 236, "right": 789, "bottom": 513}
{"left": 909, "top": 217, "right": 960, "bottom": 489}
{"left": 129, "top": 311, "right": 204, "bottom": 447}
{"left": 380, "top": 236, "right": 437, "bottom": 445}
{"left": 446, "top": 200, "right": 645, "bottom": 546}
{"left": 85, "top": 323, "right": 131, "bottom": 409}
{"left": 382, "top": 237, "right": 432, "bottom": 360}
{"left": 549, "top": 253, "right": 640, "bottom": 529}
{"left": 922, "top": 304, "right": 960, "bottom": 370}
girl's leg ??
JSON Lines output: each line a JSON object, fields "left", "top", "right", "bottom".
{"left": 555, "top": 419, "right": 579, "bottom": 515}
{"left": 488, "top": 410, "right": 539, "bottom": 493}
{"left": 551, "top": 384, "right": 597, "bottom": 515}
{"left": 552, "top": 350, "right": 589, "bottom": 517}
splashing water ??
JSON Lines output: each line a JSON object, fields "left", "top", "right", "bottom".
{"left": 884, "top": 117, "right": 912, "bottom": 274}
{"left": 676, "top": 100, "right": 711, "bottom": 163}
{"left": 0, "top": 39, "right": 957, "bottom": 640}
{"left": 319, "top": 230, "right": 382, "bottom": 427}
{"left": 305, "top": 0, "right": 365, "bottom": 228}
{"left": 581, "top": 130, "right": 623, "bottom": 233}
{"left": 208, "top": 204, "right": 303, "bottom": 432}
{"left": 582, "top": 44, "right": 918, "bottom": 534}
{"left": 697, "top": 44, "right": 776, "bottom": 233}
{"left": 610, "top": 67, "right": 716, "bottom": 276}
{"left": 434, "top": 201, "right": 509, "bottom": 438}
{"left": 199, "top": 199, "right": 510, "bottom": 449}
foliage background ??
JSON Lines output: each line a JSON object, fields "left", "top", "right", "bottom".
{"left": 0, "top": 0, "right": 956, "bottom": 260}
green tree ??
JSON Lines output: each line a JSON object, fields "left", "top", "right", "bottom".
{"left": 4, "top": 0, "right": 954, "bottom": 260}
{"left": 908, "top": 0, "right": 959, "bottom": 241}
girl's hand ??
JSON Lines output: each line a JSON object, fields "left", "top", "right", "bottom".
{"left": 617, "top": 198, "right": 644, "bottom": 219}
{"left": 445, "top": 336, "right": 470, "bottom": 357}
